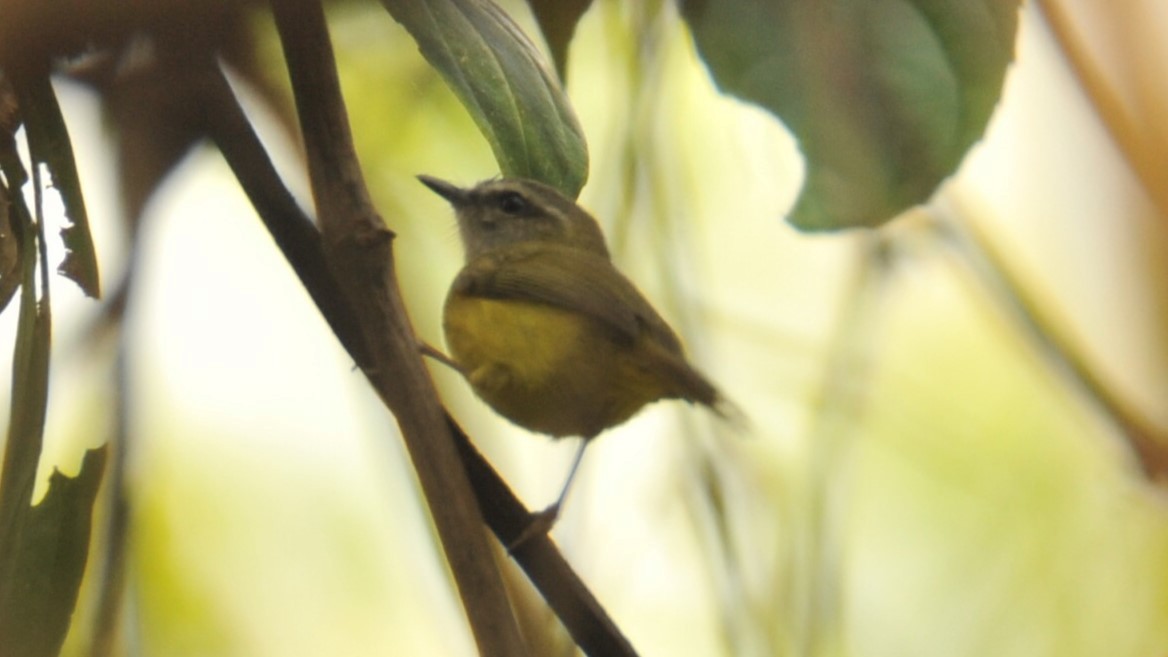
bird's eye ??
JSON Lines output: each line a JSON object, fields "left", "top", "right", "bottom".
{"left": 496, "top": 192, "right": 528, "bottom": 215}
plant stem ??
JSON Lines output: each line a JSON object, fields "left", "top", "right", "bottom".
{"left": 267, "top": 2, "right": 527, "bottom": 654}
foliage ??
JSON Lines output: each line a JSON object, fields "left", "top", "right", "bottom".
{"left": 382, "top": 0, "right": 590, "bottom": 198}
{"left": 3, "top": 1, "right": 1164, "bottom": 656}
{"left": 0, "top": 56, "right": 105, "bottom": 657}
{"left": 681, "top": 0, "right": 1019, "bottom": 230}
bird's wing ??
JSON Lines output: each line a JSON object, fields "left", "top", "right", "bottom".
{"left": 452, "top": 243, "right": 684, "bottom": 354}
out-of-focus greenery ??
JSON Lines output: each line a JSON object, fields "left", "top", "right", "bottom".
{"left": 1, "top": 0, "right": 1158, "bottom": 655}
{"left": 682, "top": 0, "right": 1020, "bottom": 230}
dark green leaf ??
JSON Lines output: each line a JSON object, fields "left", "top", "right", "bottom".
{"left": 0, "top": 170, "right": 48, "bottom": 548}
{"left": 525, "top": 0, "right": 594, "bottom": 81}
{"left": 0, "top": 163, "right": 54, "bottom": 656}
{"left": 0, "top": 69, "right": 107, "bottom": 656}
{"left": 681, "top": 0, "right": 1020, "bottom": 230}
{"left": 381, "top": 0, "right": 589, "bottom": 198}
{"left": 0, "top": 447, "right": 108, "bottom": 657}
{"left": 12, "top": 66, "right": 101, "bottom": 297}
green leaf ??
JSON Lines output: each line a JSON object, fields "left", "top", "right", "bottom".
{"left": 12, "top": 66, "right": 101, "bottom": 297}
{"left": 0, "top": 168, "right": 49, "bottom": 551}
{"left": 681, "top": 0, "right": 1020, "bottom": 230}
{"left": 524, "top": 0, "right": 595, "bottom": 81}
{"left": 0, "top": 159, "right": 53, "bottom": 656}
{"left": 381, "top": 0, "right": 589, "bottom": 198}
{"left": 0, "top": 56, "right": 107, "bottom": 657}
{"left": 0, "top": 447, "right": 108, "bottom": 657}
{"left": 0, "top": 158, "right": 108, "bottom": 656}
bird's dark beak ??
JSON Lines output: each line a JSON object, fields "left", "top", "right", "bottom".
{"left": 417, "top": 175, "right": 469, "bottom": 206}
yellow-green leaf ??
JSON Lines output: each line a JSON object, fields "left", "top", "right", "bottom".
{"left": 382, "top": 0, "right": 589, "bottom": 198}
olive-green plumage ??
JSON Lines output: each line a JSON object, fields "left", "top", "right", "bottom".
{"left": 420, "top": 175, "right": 724, "bottom": 541}
{"left": 421, "top": 175, "right": 722, "bottom": 441}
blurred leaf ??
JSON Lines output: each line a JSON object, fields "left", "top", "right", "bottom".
{"left": 11, "top": 65, "right": 101, "bottom": 297}
{"left": 381, "top": 0, "right": 589, "bottom": 198}
{"left": 0, "top": 161, "right": 54, "bottom": 655}
{"left": 0, "top": 448, "right": 108, "bottom": 657}
{"left": 0, "top": 150, "right": 44, "bottom": 540}
{"left": 63, "top": 7, "right": 292, "bottom": 334}
{"left": 524, "top": 0, "right": 594, "bottom": 81}
{"left": 681, "top": 0, "right": 1020, "bottom": 230}
{"left": 0, "top": 134, "right": 105, "bottom": 655}
{"left": 76, "top": 9, "right": 293, "bottom": 231}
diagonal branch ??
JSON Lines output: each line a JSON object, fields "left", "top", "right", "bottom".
{"left": 266, "top": 1, "right": 527, "bottom": 654}
{"left": 939, "top": 209, "right": 1168, "bottom": 481}
{"left": 449, "top": 419, "right": 637, "bottom": 656}
{"left": 193, "top": 33, "right": 637, "bottom": 657}
{"left": 1036, "top": 0, "right": 1168, "bottom": 223}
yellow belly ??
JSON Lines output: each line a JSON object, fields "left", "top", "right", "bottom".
{"left": 443, "top": 294, "right": 667, "bottom": 438}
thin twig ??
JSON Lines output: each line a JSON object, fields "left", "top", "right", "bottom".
{"left": 195, "top": 61, "right": 370, "bottom": 367}
{"left": 797, "top": 235, "right": 891, "bottom": 656}
{"left": 88, "top": 338, "right": 130, "bottom": 657}
{"left": 937, "top": 208, "right": 1168, "bottom": 480}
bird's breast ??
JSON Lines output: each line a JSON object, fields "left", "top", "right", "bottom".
{"left": 444, "top": 294, "right": 589, "bottom": 387}
{"left": 443, "top": 293, "right": 662, "bottom": 437}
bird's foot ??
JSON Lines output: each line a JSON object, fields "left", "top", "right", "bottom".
{"left": 507, "top": 503, "right": 561, "bottom": 553}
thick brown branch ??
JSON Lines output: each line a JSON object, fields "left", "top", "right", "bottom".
{"left": 192, "top": 21, "right": 637, "bottom": 657}
{"left": 1036, "top": 0, "right": 1168, "bottom": 223}
{"left": 266, "top": 2, "right": 528, "bottom": 655}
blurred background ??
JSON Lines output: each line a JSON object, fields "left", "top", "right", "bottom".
{"left": 3, "top": 0, "right": 1166, "bottom": 655}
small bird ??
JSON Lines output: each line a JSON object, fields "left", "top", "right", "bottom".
{"left": 420, "top": 175, "right": 728, "bottom": 545}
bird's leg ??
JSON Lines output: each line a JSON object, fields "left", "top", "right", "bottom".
{"left": 419, "top": 341, "right": 463, "bottom": 373}
{"left": 508, "top": 439, "right": 589, "bottom": 552}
